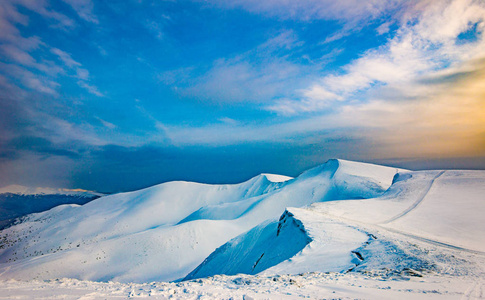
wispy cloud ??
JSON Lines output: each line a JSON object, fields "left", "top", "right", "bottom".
{"left": 332, "top": 58, "right": 485, "bottom": 158}
{"left": 181, "top": 57, "right": 304, "bottom": 103}
{"left": 50, "top": 47, "right": 104, "bottom": 96}
{"left": 61, "top": 0, "right": 98, "bottom": 23}
{"left": 0, "top": 0, "right": 108, "bottom": 171}
{"left": 95, "top": 117, "right": 117, "bottom": 129}
{"left": 132, "top": 0, "right": 485, "bottom": 163}
{"left": 167, "top": 30, "right": 315, "bottom": 103}
{"left": 268, "top": 0, "right": 485, "bottom": 115}
{"left": 206, "top": 0, "right": 404, "bottom": 22}
{"left": 0, "top": 1, "right": 103, "bottom": 97}
{"left": 145, "top": 19, "right": 165, "bottom": 40}
{"left": 50, "top": 48, "right": 82, "bottom": 68}
{"left": 0, "top": 63, "right": 60, "bottom": 96}
{"left": 77, "top": 80, "right": 104, "bottom": 97}
{"left": 155, "top": 57, "right": 485, "bottom": 160}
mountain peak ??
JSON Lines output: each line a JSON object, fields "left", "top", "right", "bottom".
{"left": 258, "top": 173, "right": 293, "bottom": 183}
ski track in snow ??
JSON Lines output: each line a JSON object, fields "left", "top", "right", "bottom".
{"left": 377, "top": 225, "right": 485, "bottom": 256}
{"left": 462, "top": 280, "right": 484, "bottom": 300}
{"left": 381, "top": 170, "right": 446, "bottom": 224}
{"left": 314, "top": 207, "right": 485, "bottom": 258}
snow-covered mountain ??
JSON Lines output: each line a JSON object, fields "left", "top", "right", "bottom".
{"left": 186, "top": 170, "right": 485, "bottom": 280}
{"left": 0, "top": 159, "right": 483, "bottom": 287}
{"left": 0, "top": 185, "right": 103, "bottom": 229}
{"left": 0, "top": 159, "right": 400, "bottom": 282}
{"left": 0, "top": 185, "right": 104, "bottom": 197}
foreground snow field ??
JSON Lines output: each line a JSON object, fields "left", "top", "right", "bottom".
{"left": 0, "top": 159, "right": 484, "bottom": 299}
{"left": 0, "top": 271, "right": 483, "bottom": 299}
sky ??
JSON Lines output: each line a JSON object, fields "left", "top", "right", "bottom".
{"left": 0, "top": 0, "right": 484, "bottom": 192}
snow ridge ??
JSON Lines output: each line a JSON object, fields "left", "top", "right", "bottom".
{"left": 185, "top": 209, "right": 312, "bottom": 280}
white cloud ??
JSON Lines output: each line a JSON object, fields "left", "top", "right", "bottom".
{"left": 0, "top": 0, "right": 103, "bottom": 98}
{"left": 1, "top": 44, "right": 37, "bottom": 66}
{"left": 76, "top": 68, "right": 89, "bottom": 80}
{"left": 206, "top": 0, "right": 404, "bottom": 23}
{"left": 96, "top": 117, "right": 117, "bottom": 129}
{"left": 376, "top": 21, "right": 393, "bottom": 35}
{"left": 50, "top": 48, "right": 82, "bottom": 68}
{"left": 268, "top": 0, "right": 485, "bottom": 115}
{"left": 256, "top": 30, "right": 303, "bottom": 51}
{"left": 154, "top": 56, "right": 485, "bottom": 160}
{"left": 158, "top": 66, "right": 195, "bottom": 86}
{"left": 61, "top": 0, "right": 98, "bottom": 23}
{"left": 173, "top": 31, "right": 314, "bottom": 103}
{"left": 5, "top": 0, "right": 75, "bottom": 29}
{"left": 182, "top": 57, "right": 304, "bottom": 103}
{"left": 0, "top": 62, "right": 59, "bottom": 96}
{"left": 145, "top": 19, "right": 164, "bottom": 40}
{"left": 23, "top": 75, "right": 59, "bottom": 95}
{"left": 218, "top": 117, "right": 240, "bottom": 126}
{"left": 77, "top": 81, "right": 104, "bottom": 97}
{"left": 37, "top": 115, "right": 107, "bottom": 146}
{"left": 50, "top": 48, "right": 106, "bottom": 97}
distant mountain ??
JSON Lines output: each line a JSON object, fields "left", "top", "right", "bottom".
{"left": 0, "top": 185, "right": 104, "bottom": 197}
{"left": 0, "top": 185, "right": 103, "bottom": 229}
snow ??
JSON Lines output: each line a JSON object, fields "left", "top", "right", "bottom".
{"left": 0, "top": 272, "right": 482, "bottom": 299}
{"left": 0, "top": 159, "right": 484, "bottom": 299}
{"left": 259, "top": 173, "right": 293, "bottom": 183}
{"left": 306, "top": 170, "right": 485, "bottom": 252}
{"left": 185, "top": 213, "right": 312, "bottom": 280}
{"left": 188, "top": 168, "right": 485, "bottom": 282}
{"left": 0, "top": 185, "right": 103, "bottom": 197}
{"left": 383, "top": 170, "right": 485, "bottom": 252}
{"left": 0, "top": 186, "right": 102, "bottom": 230}
{"left": 0, "top": 159, "right": 399, "bottom": 283}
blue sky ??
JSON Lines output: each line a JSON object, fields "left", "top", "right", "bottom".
{"left": 1, "top": 0, "right": 484, "bottom": 192}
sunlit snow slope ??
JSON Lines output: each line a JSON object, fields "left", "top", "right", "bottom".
{"left": 0, "top": 159, "right": 399, "bottom": 282}
{"left": 185, "top": 169, "right": 485, "bottom": 280}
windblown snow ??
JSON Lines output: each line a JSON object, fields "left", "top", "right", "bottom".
{"left": 0, "top": 159, "right": 484, "bottom": 299}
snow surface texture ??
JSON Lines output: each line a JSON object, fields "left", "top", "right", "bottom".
{"left": 0, "top": 159, "right": 484, "bottom": 299}
{"left": 0, "top": 159, "right": 399, "bottom": 282}
{"left": 1, "top": 272, "right": 483, "bottom": 299}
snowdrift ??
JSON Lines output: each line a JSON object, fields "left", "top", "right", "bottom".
{"left": 0, "top": 159, "right": 400, "bottom": 282}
